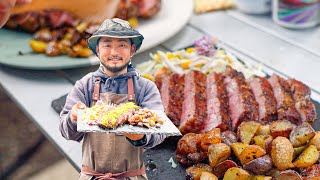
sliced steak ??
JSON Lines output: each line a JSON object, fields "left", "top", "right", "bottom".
{"left": 179, "top": 71, "right": 207, "bottom": 134}
{"left": 224, "top": 69, "right": 259, "bottom": 130}
{"left": 288, "top": 79, "right": 316, "bottom": 123}
{"left": 205, "top": 72, "right": 231, "bottom": 132}
{"left": 161, "top": 73, "right": 185, "bottom": 126}
{"left": 248, "top": 77, "right": 277, "bottom": 123}
{"left": 268, "top": 74, "right": 301, "bottom": 124}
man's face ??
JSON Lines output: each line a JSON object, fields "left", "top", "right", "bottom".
{"left": 96, "top": 37, "right": 136, "bottom": 74}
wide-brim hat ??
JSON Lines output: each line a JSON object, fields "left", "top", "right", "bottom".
{"left": 87, "top": 18, "right": 144, "bottom": 56}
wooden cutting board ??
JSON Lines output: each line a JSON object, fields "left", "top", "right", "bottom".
{"left": 12, "top": 0, "right": 120, "bottom": 23}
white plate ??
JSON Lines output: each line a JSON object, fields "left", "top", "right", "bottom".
{"left": 0, "top": 0, "right": 193, "bottom": 70}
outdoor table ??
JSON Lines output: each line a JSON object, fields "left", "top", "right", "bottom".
{"left": 1, "top": 9, "right": 320, "bottom": 179}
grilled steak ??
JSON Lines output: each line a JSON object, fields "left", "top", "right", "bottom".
{"left": 205, "top": 72, "right": 231, "bottom": 132}
{"left": 161, "top": 73, "right": 185, "bottom": 126}
{"left": 179, "top": 71, "right": 207, "bottom": 134}
{"left": 268, "top": 74, "right": 301, "bottom": 124}
{"left": 224, "top": 69, "right": 259, "bottom": 130}
{"left": 248, "top": 77, "right": 277, "bottom": 123}
{"left": 289, "top": 79, "right": 317, "bottom": 123}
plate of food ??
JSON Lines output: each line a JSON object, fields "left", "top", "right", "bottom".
{"left": 77, "top": 102, "right": 182, "bottom": 136}
{"left": 135, "top": 36, "right": 320, "bottom": 179}
{"left": 0, "top": 0, "right": 193, "bottom": 70}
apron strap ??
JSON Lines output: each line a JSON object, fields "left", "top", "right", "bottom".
{"left": 81, "top": 166, "right": 146, "bottom": 180}
{"left": 92, "top": 77, "right": 102, "bottom": 103}
{"left": 128, "top": 78, "right": 135, "bottom": 102}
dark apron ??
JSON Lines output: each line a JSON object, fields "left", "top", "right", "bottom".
{"left": 79, "top": 77, "right": 147, "bottom": 180}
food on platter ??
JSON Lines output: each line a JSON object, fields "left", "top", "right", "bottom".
{"left": 81, "top": 102, "right": 163, "bottom": 129}
{"left": 176, "top": 119, "right": 320, "bottom": 179}
{"left": 137, "top": 36, "right": 266, "bottom": 80}
{"left": 269, "top": 119, "right": 295, "bottom": 139}
{"left": 185, "top": 164, "right": 213, "bottom": 180}
{"left": 77, "top": 101, "right": 182, "bottom": 136}
{"left": 5, "top": 0, "right": 161, "bottom": 57}
{"left": 237, "top": 121, "right": 261, "bottom": 144}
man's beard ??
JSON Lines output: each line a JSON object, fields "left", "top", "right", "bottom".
{"left": 101, "top": 60, "right": 130, "bottom": 73}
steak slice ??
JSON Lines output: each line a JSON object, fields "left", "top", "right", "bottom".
{"left": 205, "top": 72, "right": 231, "bottom": 132}
{"left": 268, "top": 74, "right": 301, "bottom": 124}
{"left": 161, "top": 73, "right": 185, "bottom": 126}
{"left": 288, "top": 79, "right": 317, "bottom": 123}
{"left": 179, "top": 70, "right": 207, "bottom": 134}
{"left": 224, "top": 69, "right": 259, "bottom": 130}
{"left": 248, "top": 77, "right": 277, "bottom": 124}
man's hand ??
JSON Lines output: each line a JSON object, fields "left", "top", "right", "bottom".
{"left": 123, "top": 134, "right": 145, "bottom": 141}
{"left": 70, "top": 101, "right": 86, "bottom": 123}
{"left": 0, "top": 0, "right": 31, "bottom": 28}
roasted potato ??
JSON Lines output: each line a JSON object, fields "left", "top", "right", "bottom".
{"left": 231, "top": 142, "right": 249, "bottom": 160}
{"left": 201, "top": 128, "right": 221, "bottom": 151}
{"left": 270, "top": 120, "right": 295, "bottom": 139}
{"left": 271, "top": 137, "right": 294, "bottom": 170}
{"left": 243, "top": 155, "right": 272, "bottom": 175}
{"left": 238, "top": 121, "right": 261, "bottom": 144}
{"left": 208, "top": 143, "right": 231, "bottom": 168}
{"left": 256, "top": 125, "right": 271, "bottom": 135}
{"left": 200, "top": 172, "right": 218, "bottom": 180}
{"left": 301, "top": 164, "right": 320, "bottom": 179}
{"left": 223, "top": 167, "right": 250, "bottom": 180}
{"left": 212, "top": 160, "right": 237, "bottom": 178}
{"left": 273, "top": 170, "right": 302, "bottom": 180}
{"left": 186, "top": 164, "right": 213, "bottom": 180}
{"left": 46, "top": 41, "right": 61, "bottom": 56}
{"left": 250, "top": 176, "right": 272, "bottom": 180}
{"left": 239, "top": 145, "right": 266, "bottom": 165}
{"left": 289, "top": 122, "right": 315, "bottom": 147}
{"left": 29, "top": 39, "right": 48, "bottom": 53}
{"left": 293, "top": 145, "right": 319, "bottom": 168}
{"left": 221, "top": 130, "right": 237, "bottom": 146}
{"left": 253, "top": 135, "right": 273, "bottom": 152}
{"left": 308, "top": 132, "right": 320, "bottom": 150}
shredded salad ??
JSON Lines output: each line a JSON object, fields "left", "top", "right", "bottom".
{"left": 136, "top": 36, "right": 266, "bottom": 80}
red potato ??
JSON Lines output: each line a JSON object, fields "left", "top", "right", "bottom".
{"left": 201, "top": 128, "right": 221, "bottom": 151}
{"left": 293, "top": 145, "right": 319, "bottom": 168}
{"left": 222, "top": 167, "right": 250, "bottom": 180}
{"left": 270, "top": 120, "right": 295, "bottom": 139}
{"left": 186, "top": 164, "right": 213, "bottom": 180}
{"left": 212, "top": 160, "right": 237, "bottom": 178}
{"left": 208, "top": 143, "right": 231, "bottom": 168}
{"left": 289, "top": 122, "right": 315, "bottom": 147}
{"left": 243, "top": 155, "right": 273, "bottom": 175}
{"left": 273, "top": 170, "right": 302, "bottom": 180}
{"left": 301, "top": 164, "right": 320, "bottom": 179}
{"left": 221, "top": 130, "right": 237, "bottom": 146}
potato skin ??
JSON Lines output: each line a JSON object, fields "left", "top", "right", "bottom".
{"left": 186, "top": 164, "right": 213, "bottom": 180}
{"left": 301, "top": 164, "right": 320, "bottom": 178}
{"left": 270, "top": 120, "right": 294, "bottom": 139}
{"left": 221, "top": 130, "right": 237, "bottom": 146}
{"left": 308, "top": 132, "right": 320, "bottom": 150}
{"left": 273, "top": 170, "right": 302, "bottom": 180}
{"left": 271, "top": 137, "right": 294, "bottom": 171}
{"left": 212, "top": 160, "right": 237, "bottom": 178}
{"left": 222, "top": 167, "right": 250, "bottom": 180}
{"left": 289, "top": 122, "right": 315, "bottom": 147}
{"left": 208, "top": 143, "right": 231, "bottom": 168}
{"left": 243, "top": 155, "right": 272, "bottom": 175}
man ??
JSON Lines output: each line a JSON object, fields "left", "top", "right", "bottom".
{"left": 59, "top": 18, "right": 166, "bottom": 180}
{"left": 0, "top": 0, "right": 31, "bottom": 28}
